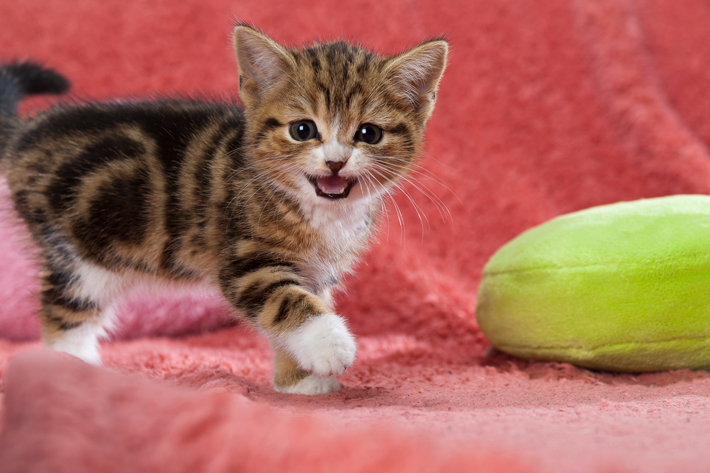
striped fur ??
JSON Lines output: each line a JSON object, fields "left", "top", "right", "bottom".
{"left": 0, "top": 25, "right": 447, "bottom": 394}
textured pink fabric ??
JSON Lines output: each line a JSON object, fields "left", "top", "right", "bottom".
{"left": 1, "top": 0, "right": 710, "bottom": 471}
{"left": 0, "top": 351, "right": 527, "bottom": 473}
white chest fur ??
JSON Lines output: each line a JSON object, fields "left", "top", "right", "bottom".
{"left": 299, "top": 198, "right": 375, "bottom": 289}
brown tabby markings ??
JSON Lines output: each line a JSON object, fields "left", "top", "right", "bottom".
{"left": 0, "top": 25, "right": 447, "bottom": 394}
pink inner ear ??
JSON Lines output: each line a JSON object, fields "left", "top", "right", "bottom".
{"left": 388, "top": 42, "right": 448, "bottom": 102}
{"left": 234, "top": 28, "right": 292, "bottom": 95}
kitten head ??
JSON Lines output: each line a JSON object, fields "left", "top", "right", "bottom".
{"left": 233, "top": 25, "right": 447, "bottom": 206}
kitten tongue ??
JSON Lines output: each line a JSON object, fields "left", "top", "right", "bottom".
{"left": 316, "top": 175, "right": 349, "bottom": 194}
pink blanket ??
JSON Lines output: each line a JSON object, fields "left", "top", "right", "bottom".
{"left": 2, "top": 0, "right": 710, "bottom": 471}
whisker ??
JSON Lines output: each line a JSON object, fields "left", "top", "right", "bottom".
{"left": 367, "top": 161, "right": 450, "bottom": 225}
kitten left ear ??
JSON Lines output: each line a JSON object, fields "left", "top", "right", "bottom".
{"left": 385, "top": 39, "right": 448, "bottom": 117}
{"left": 233, "top": 25, "right": 295, "bottom": 107}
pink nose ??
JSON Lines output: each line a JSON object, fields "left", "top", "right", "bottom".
{"left": 326, "top": 161, "right": 345, "bottom": 173}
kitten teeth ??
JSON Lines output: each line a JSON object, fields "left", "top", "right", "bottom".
{"left": 275, "top": 375, "right": 341, "bottom": 395}
{"left": 279, "top": 313, "right": 357, "bottom": 376}
{"left": 317, "top": 175, "right": 348, "bottom": 194}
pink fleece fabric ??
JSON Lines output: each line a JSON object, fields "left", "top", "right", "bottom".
{"left": 2, "top": 0, "right": 710, "bottom": 471}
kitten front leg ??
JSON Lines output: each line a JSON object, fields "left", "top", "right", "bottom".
{"left": 219, "top": 257, "right": 356, "bottom": 393}
{"left": 277, "top": 311, "right": 356, "bottom": 376}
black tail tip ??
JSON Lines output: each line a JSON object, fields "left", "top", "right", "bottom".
{"left": 1, "top": 60, "right": 71, "bottom": 96}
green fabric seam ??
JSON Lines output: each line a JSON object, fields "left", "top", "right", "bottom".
{"left": 495, "top": 334, "right": 710, "bottom": 352}
{"left": 484, "top": 253, "right": 710, "bottom": 276}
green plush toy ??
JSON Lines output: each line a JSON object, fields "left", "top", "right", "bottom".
{"left": 476, "top": 195, "right": 710, "bottom": 372}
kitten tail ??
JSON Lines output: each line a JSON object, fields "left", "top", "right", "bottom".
{"left": 0, "top": 60, "right": 70, "bottom": 156}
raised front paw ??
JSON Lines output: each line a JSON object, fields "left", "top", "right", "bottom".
{"left": 280, "top": 313, "right": 357, "bottom": 376}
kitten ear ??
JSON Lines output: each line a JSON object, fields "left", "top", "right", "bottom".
{"left": 233, "top": 25, "right": 294, "bottom": 106}
{"left": 385, "top": 39, "right": 448, "bottom": 117}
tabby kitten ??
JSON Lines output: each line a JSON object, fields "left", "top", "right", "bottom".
{"left": 0, "top": 25, "right": 447, "bottom": 395}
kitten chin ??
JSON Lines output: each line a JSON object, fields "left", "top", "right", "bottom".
{"left": 0, "top": 25, "right": 447, "bottom": 395}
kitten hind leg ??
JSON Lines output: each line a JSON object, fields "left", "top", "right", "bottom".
{"left": 39, "top": 265, "right": 112, "bottom": 365}
{"left": 41, "top": 314, "right": 105, "bottom": 365}
{"left": 272, "top": 347, "right": 341, "bottom": 395}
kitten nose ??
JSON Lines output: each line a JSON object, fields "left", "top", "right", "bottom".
{"left": 326, "top": 160, "right": 346, "bottom": 174}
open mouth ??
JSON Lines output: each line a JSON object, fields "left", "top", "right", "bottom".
{"left": 308, "top": 175, "right": 357, "bottom": 199}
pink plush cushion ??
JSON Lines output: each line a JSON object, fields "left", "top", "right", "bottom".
{"left": 0, "top": 351, "right": 523, "bottom": 473}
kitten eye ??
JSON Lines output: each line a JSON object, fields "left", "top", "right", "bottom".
{"left": 289, "top": 120, "right": 318, "bottom": 141}
{"left": 354, "top": 124, "right": 383, "bottom": 144}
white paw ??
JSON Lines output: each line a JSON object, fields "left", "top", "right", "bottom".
{"left": 275, "top": 375, "right": 341, "bottom": 395}
{"left": 279, "top": 313, "right": 356, "bottom": 376}
{"left": 43, "top": 324, "right": 103, "bottom": 365}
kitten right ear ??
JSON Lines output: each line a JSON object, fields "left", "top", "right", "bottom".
{"left": 233, "top": 25, "right": 294, "bottom": 106}
{"left": 385, "top": 39, "right": 448, "bottom": 119}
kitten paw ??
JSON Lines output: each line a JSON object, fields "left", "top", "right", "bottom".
{"left": 275, "top": 375, "right": 341, "bottom": 395}
{"left": 280, "top": 313, "right": 356, "bottom": 376}
{"left": 43, "top": 323, "right": 104, "bottom": 365}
